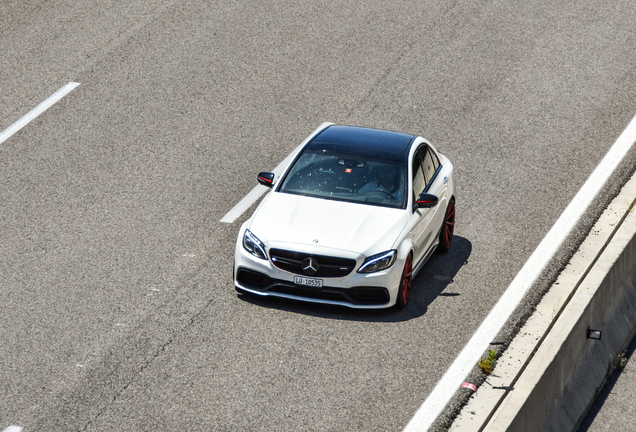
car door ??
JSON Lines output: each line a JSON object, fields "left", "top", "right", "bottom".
{"left": 421, "top": 146, "right": 448, "bottom": 247}
{"left": 409, "top": 145, "right": 437, "bottom": 267}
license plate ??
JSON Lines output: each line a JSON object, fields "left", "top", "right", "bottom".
{"left": 294, "top": 275, "right": 323, "bottom": 288}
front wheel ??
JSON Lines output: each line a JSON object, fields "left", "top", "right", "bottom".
{"left": 438, "top": 198, "right": 455, "bottom": 253}
{"left": 396, "top": 253, "right": 413, "bottom": 309}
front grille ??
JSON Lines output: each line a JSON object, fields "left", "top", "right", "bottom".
{"left": 269, "top": 249, "right": 356, "bottom": 278}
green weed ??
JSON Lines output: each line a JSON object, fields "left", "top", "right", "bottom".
{"left": 478, "top": 350, "right": 498, "bottom": 375}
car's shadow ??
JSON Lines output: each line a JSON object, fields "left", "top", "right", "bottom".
{"left": 236, "top": 236, "right": 472, "bottom": 322}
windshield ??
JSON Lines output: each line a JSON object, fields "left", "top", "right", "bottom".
{"left": 278, "top": 148, "right": 406, "bottom": 209}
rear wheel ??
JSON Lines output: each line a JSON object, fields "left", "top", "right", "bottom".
{"left": 438, "top": 198, "right": 455, "bottom": 253}
{"left": 396, "top": 253, "right": 413, "bottom": 309}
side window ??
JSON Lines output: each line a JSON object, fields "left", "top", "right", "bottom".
{"left": 422, "top": 148, "right": 437, "bottom": 184}
{"left": 431, "top": 149, "right": 440, "bottom": 171}
{"left": 412, "top": 149, "right": 426, "bottom": 198}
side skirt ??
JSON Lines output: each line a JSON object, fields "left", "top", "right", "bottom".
{"left": 412, "top": 240, "right": 438, "bottom": 278}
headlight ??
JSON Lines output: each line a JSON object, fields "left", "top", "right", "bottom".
{"left": 357, "top": 250, "right": 397, "bottom": 273}
{"left": 243, "top": 229, "right": 268, "bottom": 260}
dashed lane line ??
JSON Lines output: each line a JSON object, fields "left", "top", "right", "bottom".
{"left": 0, "top": 82, "right": 80, "bottom": 145}
{"left": 219, "top": 122, "right": 332, "bottom": 223}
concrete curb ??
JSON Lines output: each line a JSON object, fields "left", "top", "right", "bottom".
{"left": 451, "top": 172, "right": 636, "bottom": 432}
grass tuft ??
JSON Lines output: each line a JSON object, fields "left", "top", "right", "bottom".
{"left": 478, "top": 350, "right": 498, "bottom": 375}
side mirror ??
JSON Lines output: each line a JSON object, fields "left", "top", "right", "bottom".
{"left": 416, "top": 192, "right": 438, "bottom": 209}
{"left": 257, "top": 172, "right": 275, "bottom": 188}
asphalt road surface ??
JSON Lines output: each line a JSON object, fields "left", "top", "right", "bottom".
{"left": 2, "top": 1, "right": 636, "bottom": 431}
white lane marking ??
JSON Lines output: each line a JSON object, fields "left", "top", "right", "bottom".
{"left": 219, "top": 184, "right": 270, "bottom": 224}
{"left": 219, "top": 150, "right": 301, "bottom": 223}
{"left": 0, "top": 82, "right": 81, "bottom": 145}
{"left": 404, "top": 113, "right": 636, "bottom": 432}
{"left": 2, "top": 426, "right": 23, "bottom": 432}
{"left": 219, "top": 122, "right": 333, "bottom": 223}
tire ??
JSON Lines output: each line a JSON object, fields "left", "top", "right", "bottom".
{"left": 438, "top": 198, "right": 455, "bottom": 253}
{"left": 396, "top": 253, "right": 413, "bottom": 309}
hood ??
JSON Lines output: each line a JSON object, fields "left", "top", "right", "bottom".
{"left": 248, "top": 192, "right": 409, "bottom": 256}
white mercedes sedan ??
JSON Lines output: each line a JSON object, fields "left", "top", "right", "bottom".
{"left": 233, "top": 123, "right": 455, "bottom": 309}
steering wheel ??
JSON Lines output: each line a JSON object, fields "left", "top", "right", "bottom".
{"left": 314, "top": 171, "right": 337, "bottom": 184}
{"left": 368, "top": 188, "right": 395, "bottom": 199}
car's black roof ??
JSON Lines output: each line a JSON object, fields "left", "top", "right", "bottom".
{"left": 306, "top": 125, "right": 416, "bottom": 162}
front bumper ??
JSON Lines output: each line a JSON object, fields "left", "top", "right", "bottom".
{"left": 236, "top": 267, "right": 390, "bottom": 307}
{"left": 233, "top": 232, "right": 404, "bottom": 309}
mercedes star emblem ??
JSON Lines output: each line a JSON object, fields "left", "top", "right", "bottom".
{"left": 302, "top": 256, "right": 319, "bottom": 276}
